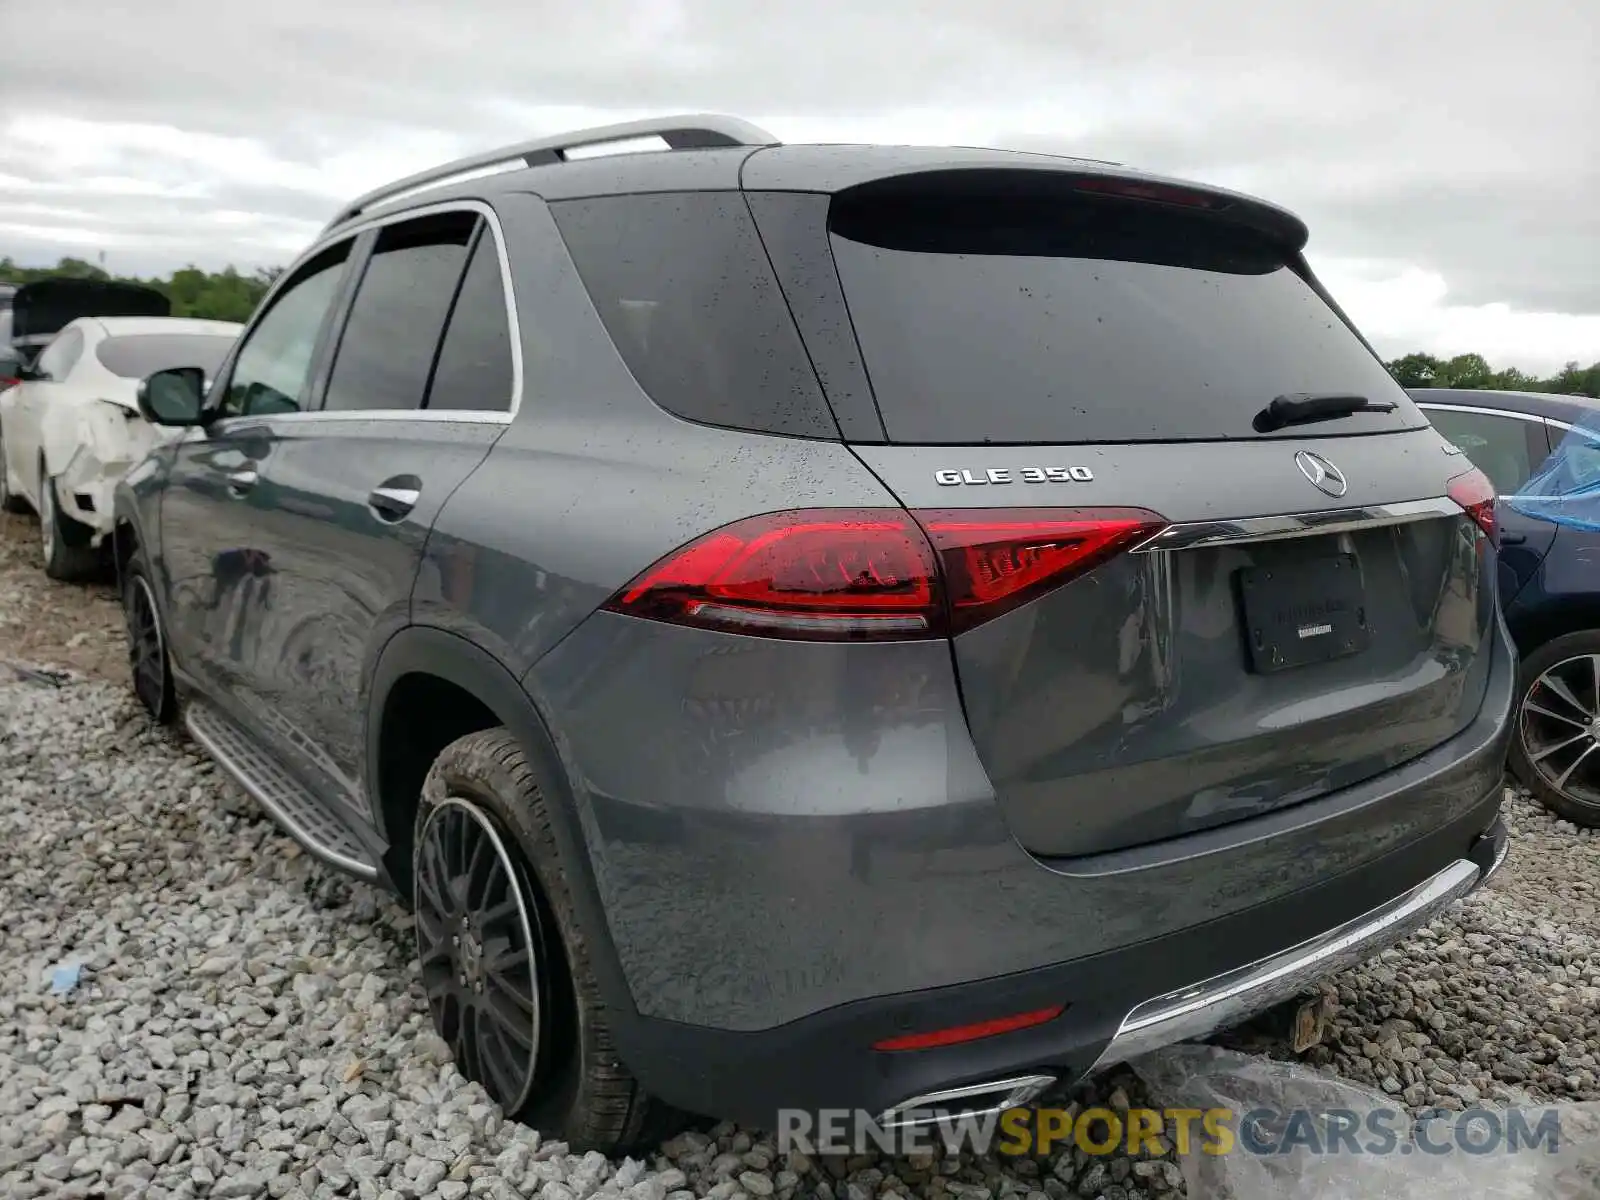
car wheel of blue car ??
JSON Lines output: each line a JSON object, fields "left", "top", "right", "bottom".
{"left": 1510, "top": 631, "right": 1600, "bottom": 829}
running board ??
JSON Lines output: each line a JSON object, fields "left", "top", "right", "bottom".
{"left": 185, "top": 701, "right": 379, "bottom": 881}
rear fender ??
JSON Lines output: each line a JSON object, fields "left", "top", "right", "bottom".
{"left": 365, "top": 625, "right": 642, "bottom": 1026}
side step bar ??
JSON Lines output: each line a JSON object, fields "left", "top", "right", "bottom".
{"left": 185, "top": 701, "right": 378, "bottom": 881}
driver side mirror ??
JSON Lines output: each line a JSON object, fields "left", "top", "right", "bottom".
{"left": 136, "top": 366, "right": 208, "bottom": 427}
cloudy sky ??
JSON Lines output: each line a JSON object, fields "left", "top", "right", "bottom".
{"left": 3, "top": 1, "right": 1596, "bottom": 372}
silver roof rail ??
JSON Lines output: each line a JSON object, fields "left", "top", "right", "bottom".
{"left": 323, "top": 113, "right": 780, "bottom": 231}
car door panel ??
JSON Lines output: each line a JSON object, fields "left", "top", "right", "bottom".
{"left": 245, "top": 418, "right": 502, "bottom": 814}
{"left": 10, "top": 327, "right": 84, "bottom": 503}
{"left": 158, "top": 421, "right": 282, "bottom": 701}
{"left": 234, "top": 208, "right": 512, "bottom": 821}
{"left": 159, "top": 242, "right": 358, "bottom": 704}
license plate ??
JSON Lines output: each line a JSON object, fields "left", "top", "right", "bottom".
{"left": 1237, "top": 554, "right": 1370, "bottom": 674}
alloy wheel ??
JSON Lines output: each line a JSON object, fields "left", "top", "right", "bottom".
{"left": 126, "top": 573, "right": 168, "bottom": 715}
{"left": 1519, "top": 654, "right": 1600, "bottom": 816}
{"left": 414, "top": 796, "right": 544, "bottom": 1111}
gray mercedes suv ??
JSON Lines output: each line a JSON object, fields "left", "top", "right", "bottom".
{"left": 114, "top": 114, "right": 1514, "bottom": 1151}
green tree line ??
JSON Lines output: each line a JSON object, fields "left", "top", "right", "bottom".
{"left": 3, "top": 256, "right": 1597, "bottom": 397}
{"left": 1385, "top": 351, "right": 1600, "bottom": 398}
{"left": 0, "top": 256, "right": 282, "bottom": 325}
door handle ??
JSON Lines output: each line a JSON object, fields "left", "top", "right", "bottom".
{"left": 1499, "top": 532, "right": 1527, "bottom": 545}
{"left": 368, "top": 481, "right": 421, "bottom": 523}
{"left": 227, "top": 468, "right": 259, "bottom": 495}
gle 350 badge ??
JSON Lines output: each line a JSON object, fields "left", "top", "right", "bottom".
{"left": 934, "top": 466, "right": 1096, "bottom": 485}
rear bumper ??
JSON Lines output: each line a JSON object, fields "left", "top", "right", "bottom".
{"left": 530, "top": 611, "right": 1516, "bottom": 1127}
{"left": 619, "top": 800, "right": 1507, "bottom": 1129}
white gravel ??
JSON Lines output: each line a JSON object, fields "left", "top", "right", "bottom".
{"left": 2, "top": 665, "right": 1597, "bottom": 1200}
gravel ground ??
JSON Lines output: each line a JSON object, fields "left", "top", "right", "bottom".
{"left": 0, "top": 507, "right": 125, "bottom": 680}
{"left": 2, "top": 516, "right": 1598, "bottom": 1199}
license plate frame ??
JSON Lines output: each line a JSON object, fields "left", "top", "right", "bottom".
{"left": 1237, "top": 553, "right": 1370, "bottom": 674}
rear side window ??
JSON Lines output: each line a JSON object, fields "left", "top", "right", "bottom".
{"left": 97, "top": 334, "right": 236, "bottom": 379}
{"left": 426, "top": 231, "right": 514, "bottom": 413}
{"left": 36, "top": 327, "right": 84, "bottom": 380}
{"left": 323, "top": 212, "right": 476, "bottom": 413}
{"left": 550, "top": 192, "right": 838, "bottom": 439}
{"left": 1422, "top": 407, "right": 1544, "bottom": 495}
{"left": 826, "top": 183, "right": 1424, "bottom": 444}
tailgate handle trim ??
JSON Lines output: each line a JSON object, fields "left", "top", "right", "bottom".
{"left": 1130, "top": 496, "right": 1462, "bottom": 553}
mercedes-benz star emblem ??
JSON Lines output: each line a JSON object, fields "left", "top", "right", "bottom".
{"left": 1294, "top": 450, "right": 1348, "bottom": 498}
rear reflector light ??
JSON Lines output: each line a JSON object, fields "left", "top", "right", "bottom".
{"left": 603, "top": 507, "right": 1167, "bottom": 640}
{"left": 873, "top": 1004, "right": 1066, "bottom": 1052}
{"left": 1446, "top": 467, "right": 1497, "bottom": 542}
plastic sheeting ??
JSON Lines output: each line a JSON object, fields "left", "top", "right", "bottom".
{"left": 1134, "top": 1045, "right": 1600, "bottom": 1198}
{"left": 1503, "top": 409, "right": 1600, "bottom": 533}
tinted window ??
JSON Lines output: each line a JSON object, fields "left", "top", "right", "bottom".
{"left": 323, "top": 213, "right": 475, "bottom": 413}
{"left": 550, "top": 192, "right": 837, "bottom": 439}
{"left": 426, "top": 231, "right": 514, "bottom": 412}
{"left": 826, "top": 187, "right": 1425, "bottom": 444}
{"left": 36, "top": 327, "right": 84, "bottom": 380}
{"left": 225, "top": 245, "right": 350, "bottom": 418}
{"left": 96, "top": 334, "right": 236, "bottom": 380}
{"left": 1424, "top": 408, "right": 1540, "bottom": 495}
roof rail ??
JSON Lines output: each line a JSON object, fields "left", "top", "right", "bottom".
{"left": 323, "top": 113, "right": 780, "bottom": 231}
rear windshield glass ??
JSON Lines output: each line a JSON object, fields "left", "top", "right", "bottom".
{"left": 828, "top": 191, "right": 1422, "bottom": 443}
{"left": 96, "top": 333, "right": 236, "bottom": 379}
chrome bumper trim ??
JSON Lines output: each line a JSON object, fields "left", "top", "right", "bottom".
{"left": 878, "top": 1074, "right": 1057, "bottom": 1131}
{"left": 1130, "top": 496, "right": 1462, "bottom": 553}
{"left": 1091, "top": 857, "right": 1481, "bottom": 1070}
{"left": 1479, "top": 831, "right": 1511, "bottom": 888}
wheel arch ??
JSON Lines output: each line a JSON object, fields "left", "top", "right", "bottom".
{"left": 365, "top": 625, "right": 642, "bottom": 1022}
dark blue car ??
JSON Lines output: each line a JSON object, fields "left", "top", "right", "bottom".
{"left": 1413, "top": 387, "right": 1600, "bottom": 827}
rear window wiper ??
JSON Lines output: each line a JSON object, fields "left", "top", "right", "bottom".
{"left": 1253, "top": 393, "right": 1398, "bottom": 433}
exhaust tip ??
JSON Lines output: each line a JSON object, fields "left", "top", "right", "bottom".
{"left": 878, "top": 1073, "right": 1058, "bottom": 1131}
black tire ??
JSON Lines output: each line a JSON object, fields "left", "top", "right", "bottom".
{"left": 123, "top": 550, "right": 177, "bottom": 723}
{"left": 0, "top": 422, "right": 28, "bottom": 513}
{"left": 1508, "top": 629, "right": 1600, "bottom": 828}
{"left": 39, "top": 469, "right": 103, "bottom": 582}
{"left": 413, "top": 729, "right": 681, "bottom": 1152}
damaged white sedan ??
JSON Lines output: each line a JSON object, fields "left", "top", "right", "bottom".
{"left": 0, "top": 312, "right": 242, "bottom": 579}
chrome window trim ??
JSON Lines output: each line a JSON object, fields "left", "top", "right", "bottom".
{"left": 1417, "top": 401, "right": 1545, "bottom": 425}
{"left": 1130, "top": 496, "right": 1463, "bottom": 553}
{"left": 212, "top": 198, "right": 522, "bottom": 431}
{"left": 1419, "top": 400, "right": 1577, "bottom": 435}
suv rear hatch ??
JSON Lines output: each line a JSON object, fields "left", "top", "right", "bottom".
{"left": 10, "top": 278, "right": 170, "bottom": 357}
{"left": 751, "top": 165, "right": 1498, "bottom": 858}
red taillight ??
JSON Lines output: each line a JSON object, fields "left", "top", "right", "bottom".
{"left": 603, "top": 507, "right": 1167, "bottom": 640}
{"left": 918, "top": 508, "right": 1167, "bottom": 634}
{"left": 1447, "top": 466, "right": 1497, "bottom": 542}
{"left": 873, "top": 1004, "right": 1066, "bottom": 1052}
